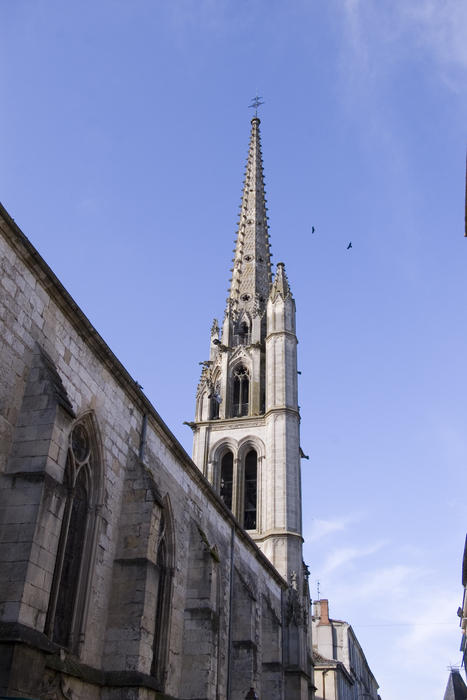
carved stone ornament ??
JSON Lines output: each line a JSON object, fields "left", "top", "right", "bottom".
{"left": 286, "top": 587, "right": 303, "bottom": 627}
{"left": 39, "top": 672, "right": 74, "bottom": 700}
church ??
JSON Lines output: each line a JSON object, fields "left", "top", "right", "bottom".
{"left": 0, "top": 116, "right": 313, "bottom": 699}
{"left": 0, "top": 116, "right": 379, "bottom": 700}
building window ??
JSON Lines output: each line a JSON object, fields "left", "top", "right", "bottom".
{"left": 232, "top": 365, "right": 249, "bottom": 417}
{"left": 220, "top": 451, "right": 233, "bottom": 509}
{"left": 152, "top": 502, "right": 174, "bottom": 688}
{"left": 243, "top": 450, "right": 257, "bottom": 529}
{"left": 46, "top": 419, "right": 100, "bottom": 651}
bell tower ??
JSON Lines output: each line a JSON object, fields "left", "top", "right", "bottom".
{"left": 191, "top": 117, "right": 303, "bottom": 586}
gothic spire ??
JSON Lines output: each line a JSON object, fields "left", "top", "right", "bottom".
{"left": 270, "top": 262, "right": 293, "bottom": 302}
{"left": 228, "top": 118, "right": 272, "bottom": 317}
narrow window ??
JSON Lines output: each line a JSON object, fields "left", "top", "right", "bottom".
{"left": 151, "top": 504, "right": 173, "bottom": 689}
{"left": 46, "top": 420, "right": 99, "bottom": 651}
{"left": 244, "top": 450, "right": 257, "bottom": 530}
{"left": 53, "top": 467, "right": 88, "bottom": 646}
{"left": 232, "top": 366, "right": 249, "bottom": 417}
{"left": 152, "top": 524, "right": 167, "bottom": 682}
{"left": 220, "top": 452, "right": 233, "bottom": 509}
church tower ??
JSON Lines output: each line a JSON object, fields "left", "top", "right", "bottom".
{"left": 192, "top": 116, "right": 304, "bottom": 588}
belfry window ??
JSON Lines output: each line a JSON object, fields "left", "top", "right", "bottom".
{"left": 46, "top": 420, "right": 98, "bottom": 650}
{"left": 243, "top": 450, "right": 257, "bottom": 530}
{"left": 233, "top": 321, "right": 250, "bottom": 346}
{"left": 220, "top": 451, "right": 233, "bottom": 509}
{"left": 232, "top": 365, "right": 249, "bottom": 417}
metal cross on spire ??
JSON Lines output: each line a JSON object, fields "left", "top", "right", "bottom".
{"left": 248, "top": 94, "right": 264, "bottom": 117}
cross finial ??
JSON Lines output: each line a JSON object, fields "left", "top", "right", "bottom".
{"left": 249, "top": 94, "right": 264, "bottom": 117}
{"left": 317, "top": 580, "right": 320, "bottom": 600}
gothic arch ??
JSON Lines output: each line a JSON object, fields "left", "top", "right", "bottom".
{"left": 209, "top": 437, "right": 238, "bottom": 492}
{"left": 230, "top": 362, "right": 250, "bottom": 417}
{"left": 45, "top": 410, "right": 103, "bottom": 653}
{"left": 237, "top": 435, "right": 265, "bottom": 462}
{"left": 233, "top": 312, "right": 252, "bottom": 346}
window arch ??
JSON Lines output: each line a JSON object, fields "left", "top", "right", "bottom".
{"left": 45, "top": 415, "right": 102, "bottom": 651}
{"left": 232, "top": 365, "right": 249, "bottom": 417}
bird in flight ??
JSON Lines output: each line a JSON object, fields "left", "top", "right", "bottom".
{"left": 347, "top": 242, "right": 352, "bottom": 249}
{"left": 312, "top": 226, "right": 315, "bottom": 234}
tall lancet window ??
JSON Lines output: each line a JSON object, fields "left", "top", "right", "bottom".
{"left": 243, "top": 450, "right": 257, "bottom": 530}
{"left": 152, "top": 502, "right": 174, "bottom": 688}
{"left": 220, "top": 451, "right": 233, "bottom": 509}
{"left": 46, "top": 420, "right": 100, "bottom": 650}
{"left": 232, "top": 365, "right": 249, "bottom": 417}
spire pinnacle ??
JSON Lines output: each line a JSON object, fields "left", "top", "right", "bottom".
{"left": 270, "top": 262, "right": 293, "bottom": 302}
{"left": 228, "top": 118, "right": 272, "bottom": 317}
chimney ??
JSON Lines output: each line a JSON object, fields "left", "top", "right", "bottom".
{"left": 314, "top": 599, "right": 330, "bottom": 625}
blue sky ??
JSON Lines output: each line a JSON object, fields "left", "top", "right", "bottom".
{"left": 1, "top": 1, "right": 466, "bottom": 698}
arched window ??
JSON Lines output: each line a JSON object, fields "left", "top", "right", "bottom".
{"left": 232, "top": 365, "right": 249, "bottom": 417}
{"left": 46, "top": 419, "right": 100, "bottom": 650}
{"left": 220, "top": 451, "right": 233, "bottom": 510}
{"left": 243, "top": 450, "right": 257, "bottom": 530}
{"left": 152, "top": 500, "right": 174, "bottom": 688}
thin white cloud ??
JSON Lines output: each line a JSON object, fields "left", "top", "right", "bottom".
{"left": 403, "top": 0, "right": 467, "bottom": 71}
{"left": 339, "top": 0, "right": 467, "bottom": 91}
{"left": 306, "top": 515, "right": 354, "bottom": 542}
{"left": 321, "top": 540, "right": 387, "bottom": 575}
{"left": 358, "top": 563, "right": 421, "bottom": 599}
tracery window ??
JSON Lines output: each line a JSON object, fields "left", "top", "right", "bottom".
{"left": 232, "top": 365, "right": 249, "bottom": 417}
{"left": 46, "top": 420, "right": 100, "bottom": 651}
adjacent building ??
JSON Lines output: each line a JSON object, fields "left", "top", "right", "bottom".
{"left": 312, "top": 600, "right": 380, "bottom": 700}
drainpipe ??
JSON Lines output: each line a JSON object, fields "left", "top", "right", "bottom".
{"left": 322, "top": 668, "right": 328, "bottom": 700}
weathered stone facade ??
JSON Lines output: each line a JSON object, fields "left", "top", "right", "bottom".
{"left": 0, "top": 120, "right": 313, "bottom": 698}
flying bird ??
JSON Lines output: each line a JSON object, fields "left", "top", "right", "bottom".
{"left": 311, "top": 226, "right": 315, "bottom": 234}
{"left": 347, "top": 242, "right": 352, "bottom": 250}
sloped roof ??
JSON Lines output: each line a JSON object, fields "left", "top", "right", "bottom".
{"left": 443, "top": 669, "right": 467, "bottom": 700}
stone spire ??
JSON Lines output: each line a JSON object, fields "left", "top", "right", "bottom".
{"left": 270, "top": 262, "right": 293, "bottom": 302}
{"left": 228, "top": 117, "right": 272, "bottom": 318}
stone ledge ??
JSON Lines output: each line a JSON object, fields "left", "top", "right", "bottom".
{"left": 0, "top": 622, "right": 57, "bottom": 654}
